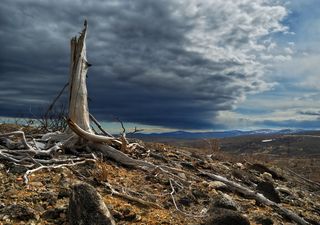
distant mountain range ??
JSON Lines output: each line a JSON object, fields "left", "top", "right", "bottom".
{"left": 128, "top": 129, "right": 306, "bottom": 139}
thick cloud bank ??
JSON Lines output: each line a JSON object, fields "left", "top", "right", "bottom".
{"left": 0, "top": 0, "right": 290, "bottom": 129}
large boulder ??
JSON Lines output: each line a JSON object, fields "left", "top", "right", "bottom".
{"left": 249, "top": 163, "right": 284, "bottom": 180}
{"left": 68, "top": 182, "right": 116, "bottom": 225}
{"left": 256, "top": 181, "right": 281, "bottom": 203}
{"left": 208, "top": 193, "right": 239, "bottom": 211}
{"left": 204, "top": 194, "right": 249, "bottom": 225}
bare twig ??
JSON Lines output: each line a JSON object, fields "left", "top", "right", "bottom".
{"left": 102, "top": 181, "right": 163, "bottom": 209}
{"left": 113, "top": 117, "right": 129, "bottom": 152}
{"left": 23, "top": 159, "right": 95, "bottom": 184}
{"left": 89, "top": 113, "right": 114, "bottom": 137}
{"left": 127, "top": 126, "right": 144, "bottom": 135}
{"left": 44, "top": 82, "right": 69, "bottom": 119}
{"left": 169, "top": 179, "right": 205, "bottom": 218}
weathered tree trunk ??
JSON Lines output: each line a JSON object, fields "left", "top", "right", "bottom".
{"left": 68, "top": 20, "right": 92, "bottom": 134}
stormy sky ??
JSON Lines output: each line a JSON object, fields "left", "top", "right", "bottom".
{"left": 0, "top": 0, "right": 319, "bottom": 131}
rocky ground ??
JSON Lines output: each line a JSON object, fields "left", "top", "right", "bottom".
{"left": 0, "top": 124, "right": 319, "bottom": 225}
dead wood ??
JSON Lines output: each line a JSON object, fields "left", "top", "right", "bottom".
{"left": 199, "top": 170, "right": 310, "bottom": 225}
{"left": 89, "top": 113, "right": 114, "bottom": 137}
{"left": 169, "top": 179, "right": 206, "bottom": 218}
{"left": 102, "top": 181, "right": 163, "bottom": 209}
{"left": 285, "top": 167, "right": 320, "bottom": 188}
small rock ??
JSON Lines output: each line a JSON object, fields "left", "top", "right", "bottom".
{"left": 8, "top": 165, "right": 28, "bottom": 174}
{"left": 208, "top": 181, "right": 228, "bottom": 191}
{"left": 201, "top": 181, "right": 209, "bottom": 187}
{"left": 42, "top": 208, "right": 65, "bottom": 220}
{"left": 256, "top": 181, "right": 281, "bottom": 203}
{"left": 232, "top": 169, "right": 261, "bottom": 186}
{"left": 16, "top": 177, "right": 24, "bottom": 182}
{"left": 192, "top": 189, "right": 209, "bottom": 199}
{"left": 180, "top": 162, "right": 196, "bottom": 170}
{"left": 58, "top": 188, "right": 71, "bottom": 198}
{"left": 68, "top": 182, "right": 116, "bottom": 225}
{"left": 218, "top": 164, "right": 230, "bottom": 171}
{"left": 178, "top": 172, "right": 187, "bottom": 179}
{"left": 34, "top": 205, "right": 45, "bottom": 213}
{"left": 135, "top": 214, "right": 142, "bottom": 222}
{"left": 0, "top": 204, "right": 36, "bottom": 220}
{"left": 121, "top": 207, "right": 131, "bottom": 216}
{"left": 261, "top": 172, "right": 273, "bottom": 182}
{"left": 111, "top": 210, "right": 124, "bottom": 220}
{"left": 255, "top": 216, "right": 274, "bottom": 225}
{"left": 208, "top": 193, "right": 239, "bottom": 211}
{"left": 276, "top": 186, "right": 292, "bottom": 196}
{"left": 0, "top": 163, "right": 5, "bottom": 170}
{"left": 38, "top": 191, "right": 57, "bottom": 205}
{"left": 123, "top": 212, "right": 136, "bottom": 221}
{"left": 117, "top": 207, "right": 137, "bottom": 222}
{"left": 235, "top": 163, "right": 245, "bottom": 169}
{"left": 30, "top": 181, "right": 43, "bottom": 187}
{"left": 249, "top": 163, "right": 284, "bottom": 180}
{"left": 204, "top": 208, "right": 250, "bottom": 225}
{"left": 178, "top": 196, "right": 193, "bottom": 207}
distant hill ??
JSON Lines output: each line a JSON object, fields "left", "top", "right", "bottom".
{"left": 128, "top": 129, "right": 320, "bottom": 156}
{"left": 128, "top": 128, "right": 306, "bottom": 140}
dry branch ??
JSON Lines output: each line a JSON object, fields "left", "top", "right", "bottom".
{"left": 199, "top": 170, "right": 310, "bottom": 225}
{"left": 44, "top": 82, "right": 69, "bottom": 119}
{"left": 102, "top": 181, "right": 163, "bottom": 209}
{"left": 169, "top": 179, "right": 205, "bottom": 218}
{"left": 0, "top": 131, "right": 33, "bottom": 149}
{"left": 89, "top": 113, "right": 114, "bottom": 137}
{"left": 286, "top": 167, "right": 320, "bottom": 188}
{"left": 23, "top": 159, "right": 95, "bottom": 184}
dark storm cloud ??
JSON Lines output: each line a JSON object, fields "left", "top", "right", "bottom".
{"left": 0, "top": 0, "right": 289, "bottom": 129}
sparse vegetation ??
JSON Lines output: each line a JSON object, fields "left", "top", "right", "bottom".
{"left": 1, "top": 21, "right": 319, "bottom": 225}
